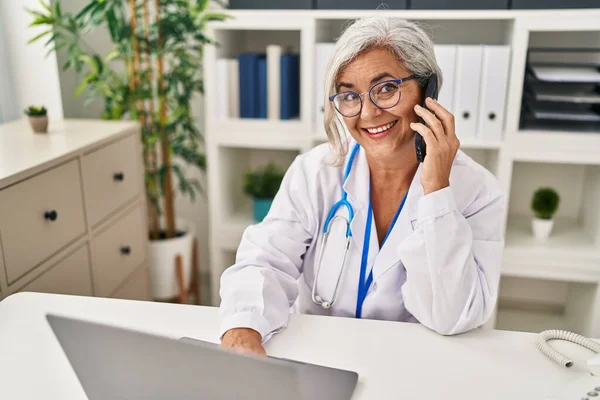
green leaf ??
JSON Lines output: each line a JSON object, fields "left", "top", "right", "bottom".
{"left": 75, "top": 1, "right": 98, "bottom": 21}
{"left": 75, "top": 80, "right": 88, "bottom": 97}
{"left": 105, "top": 49, "right": 120, "bottom": 63}
{"left": 105, "top": 7, "right": 119, "bottom": 41}
{"left": 27, "top": 29, "right": 52, "bottom": 44}
{"left": 200, "top": 11, "right": 231, "bottom": 24}
{"left": 41, "top": 0, "right": 53, "bottom": 13}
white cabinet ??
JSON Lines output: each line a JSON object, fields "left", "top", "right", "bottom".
{"left": 204, "top": 10, "right": 600, "bottom": 337}
{"left": 0, "top": 119, "right": 150, "bottom": 301}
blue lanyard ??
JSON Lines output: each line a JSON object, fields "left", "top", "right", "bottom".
{"left": 355, "top": 189, "right": 409, "bottom": 318}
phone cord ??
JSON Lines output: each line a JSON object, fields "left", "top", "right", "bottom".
{"left": 537, "top": 330, "right": 600, "bottom": 368}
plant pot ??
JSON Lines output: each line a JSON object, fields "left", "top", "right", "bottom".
{"left": 28, "top": 115, "right": 48, "bottom": 133}
{"left": 253, "top": 198, "right": 273, "bottom": 222}
{"left": 148, "top": 218, "right": 195, "bottom": 300}
{"left": 531, "top": 218, "right": 554, "bottom": 242}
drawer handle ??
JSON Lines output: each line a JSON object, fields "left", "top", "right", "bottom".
{"left": 113, "top": 172, "right": 125, "bottom": 182}
{"left": 120, "top": 246, "right": 131, "bottom": 255}
{"left": 44, "top": 210, "right": 58, "bottom": 221}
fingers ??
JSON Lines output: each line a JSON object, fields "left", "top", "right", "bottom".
{"left": 410, "top": 121, "right": 437, "bottom": 147}
{"left": 424, "top": 97, "right": 457, "bottom": 141}
{"left": 414, "top": 103, "right": 445, "bottom": 140}
{"left": 220, "top": 328, "right": 267, "bottom": 357}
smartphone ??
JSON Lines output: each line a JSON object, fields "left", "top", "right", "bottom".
{"left": 415, "top": 74, "right": 439, "bottom": 163}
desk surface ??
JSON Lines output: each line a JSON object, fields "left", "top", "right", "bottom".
{"left": 0, "top": 292, "right": 596, "bottom": 400}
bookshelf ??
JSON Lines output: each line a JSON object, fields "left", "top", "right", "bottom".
{"left": 203, "top": 9, "right": 600, "bottom": 337}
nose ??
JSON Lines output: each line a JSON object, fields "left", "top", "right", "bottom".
{"left": 360, "top": 96, "right": 382, "bottom": 121}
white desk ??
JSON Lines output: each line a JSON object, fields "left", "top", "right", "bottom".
{"left": 0, "top": 292, "right": 597, "bottom": 400}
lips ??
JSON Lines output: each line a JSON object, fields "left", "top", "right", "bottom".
{"left": 362, "top": 120, "right": 397, "bottom": 136}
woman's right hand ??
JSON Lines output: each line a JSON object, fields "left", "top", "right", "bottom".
{"left": 220, "top": 328, "right": 267, "bottom": 356}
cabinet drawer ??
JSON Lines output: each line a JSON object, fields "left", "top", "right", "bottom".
{"left": 112, "top": 265, "right": 151, "bottom": 301}
{"left": 0, "top": 160, "right": 86, "bottom": 283}
{"left": 19, "top": 245, "right": 93, "bottom": 296}
{"left": 82, "top": 134, "right": 141, "bottom": 226}
{"left": 91, "top": 204, "right": 146, "bottom": 297}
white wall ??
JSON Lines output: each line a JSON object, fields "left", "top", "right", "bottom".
{"left": 0, "top": 0, "right": 64, "bottom": 119}
{"left": 0, "top": 19, "right": 18, "bottom": 122}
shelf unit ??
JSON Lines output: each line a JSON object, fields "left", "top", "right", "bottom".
{"left": 203, "top": 9, "right": 600, "bottom": 337}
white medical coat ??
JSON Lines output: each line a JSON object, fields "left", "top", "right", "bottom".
{"left": 219, "top": 141, "right": 506, "bottom": 340}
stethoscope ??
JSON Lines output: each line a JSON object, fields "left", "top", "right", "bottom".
{"left": 311, "top": 142, "right": 409, "bottom": 318}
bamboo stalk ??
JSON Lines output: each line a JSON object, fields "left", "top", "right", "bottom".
{"left": 142, "top": 0, "right": 160, "bottom": 240}
{"left": 155, "top": 0, "right": 176, "bottom": 239}
{"left": 128, "top": 0, "right": 143, "bottom": 116}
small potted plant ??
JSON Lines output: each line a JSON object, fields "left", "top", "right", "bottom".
{"left": 243, "top": 162, "right": 285, "bottom": 222}
{"left": 24, "top": 105, "right": 48, "bottom": 133}
{"left": 531, "top": 187, "right": 560, "bottom": 241}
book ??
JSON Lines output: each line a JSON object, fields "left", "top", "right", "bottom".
{"left": 266, "top": 45, "right": 282, "bottom": 120}
{"left": 258, "top": 56, "right": 268, "bottom": 119}
{"left": 280, "top": 53, "right": 300, "bottom": 120}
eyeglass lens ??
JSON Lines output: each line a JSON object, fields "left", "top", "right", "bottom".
{"left": 333, "top": 80, "right": 401, "bottom": 117}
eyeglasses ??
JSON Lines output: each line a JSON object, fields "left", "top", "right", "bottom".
{"left": 329, "top": 75, "right": 417, "bottom": 118}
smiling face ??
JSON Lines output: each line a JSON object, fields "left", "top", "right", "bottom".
{"left": 335, "top": 47, "right": 422, "bottom": 163}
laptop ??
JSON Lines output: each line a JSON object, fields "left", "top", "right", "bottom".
{"left": 46, "top": 314, "right": 358, "bottom": 400}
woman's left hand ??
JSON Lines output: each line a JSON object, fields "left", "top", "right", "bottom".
{"left": 410, "top": 97, "right": 460, "bottom": 195}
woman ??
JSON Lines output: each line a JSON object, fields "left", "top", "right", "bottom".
{"left": 219, "top": 17, "right": 505, "bottom": 355}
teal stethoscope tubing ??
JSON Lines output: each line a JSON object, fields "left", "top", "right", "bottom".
{"left": 312, "top": 142, "right": 409, "bottom": 318}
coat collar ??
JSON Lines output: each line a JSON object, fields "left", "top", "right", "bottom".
{"left": 339, "top": 140, "right": 423, "bottom": 284}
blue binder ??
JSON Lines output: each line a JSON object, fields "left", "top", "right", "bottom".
{"left": 280, "top": 54, "right": 300, "bottom": 120}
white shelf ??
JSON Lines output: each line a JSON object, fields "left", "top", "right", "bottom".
{"left": 214, "top": 128, "right": 310, "bottom": 150}
{"left": 459, "top": 139, "right": 504, "bottom": 150}
{"left": 215, "top": 118, "right": 306, "bottom": 134}
{"left": 503, "top": 216, "right": 600, "bottom": 283}
{"left": 510, "top": 130, "right": 600, "bottom": 165}
{"left": 222, "top": 9, "right": 600, "bottom": 21}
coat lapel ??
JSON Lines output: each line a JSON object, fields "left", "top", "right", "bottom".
{"left": 370, "top": 162, "right": 423, "bottom": 283}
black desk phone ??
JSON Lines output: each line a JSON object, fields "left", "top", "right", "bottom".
{"left": 415, "top": 73, "right": 439, "bottom": 163}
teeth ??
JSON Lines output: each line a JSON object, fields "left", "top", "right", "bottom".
{"left": 366, "top": 121, "right": 396, "bottom": 134}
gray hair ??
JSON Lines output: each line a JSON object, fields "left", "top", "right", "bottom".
{"left": 323, "top": 17, "right": 442, "bottom": 166}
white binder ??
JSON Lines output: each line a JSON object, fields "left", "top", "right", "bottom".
{"left": 433, "top": 45, "right": 457, "bottom": 114}
{"left": 227, "top": 59, "right": 239, "bottom": 119}
{"left": 266, "top": 45, "right": 282, "bottom": 121}
{"left": 216, "top": 58, "right": 231, "bottom": 119}
{"left": 315, "top": 43, "right": 336, "bottom": 135}
{"left": 453, "top": 45, "right": 484, "bottom": 140}
{"left": 478, "top": 45, "right": 511, "bottom": 141}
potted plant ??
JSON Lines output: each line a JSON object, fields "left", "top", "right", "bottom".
{"left": 24, "top": 105, "right": 48, "bottom": 133}
{"left": 243, "top": 162, "right": 285, "bottom": 222}
{"left": 28, "top": 0, "right": 230, "bottom": 302}
{"left": 531, "top": 187, "right": 560, "bottom": 242}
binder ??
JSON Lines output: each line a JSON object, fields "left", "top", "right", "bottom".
{"left": 257, "top": 56, "right": 268, "bottom": 119}
{"left": 280, "top": 54, "right": 300, "bottom": 120}
{"left": 433, "top": 45, "right": 457, "bottom": 113}
{"left": 315, "top": 43, "right": 336, "bottom": 133}
{"left": 238, "top": 53, "right": 259, "bottom": 118}
{"left": 215, "top": 59, "right": 230, "bottom": 119}
{"left": 478, "top": 45, "right": 511, "bottom": 141}
{"left": 266, "top": 45, "right": 281, "bottom": 120}
{"left": 227, "top": 59, "right": 239, "bottom": 119}
{"left": 453, "top": 45, "right": 484, "bottom": 139}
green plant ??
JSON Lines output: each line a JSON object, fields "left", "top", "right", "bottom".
{"left": 24, "top": 105, "right": 47, "bottom": 116}
{"left": 531, "top": 187, "right": 560, "bottom": 220}
{"left": 243, "top": 163, "right": 286, "bottom": 199}
{"left": 26, "top": 0, "right": 230, "bottom": 239}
